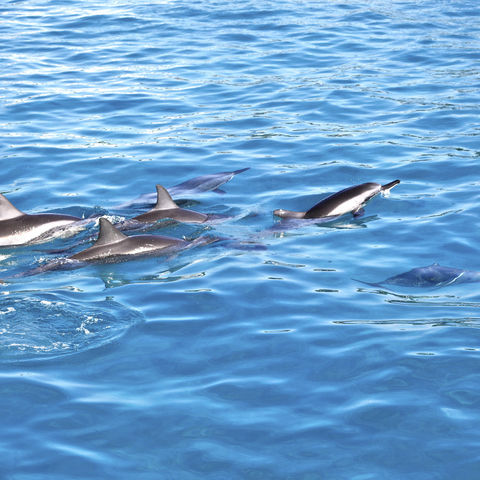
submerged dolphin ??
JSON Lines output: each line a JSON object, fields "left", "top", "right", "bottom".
{"left": 116, "top": 167, "right": 249, "bottom": 209}
{"left": 0, "top": 194, "right": 82, "bottom": 246}
{"left": 169, "top": 167, "right": 249, "bottom": 196}
{"left": 132, "top": 185, "right": 209, "bottom": 224}
{"left": 357, "top": 263, "right": 480, "bottom": 288}
{"left": 274, "top": 180, "right": 400, "bottom": 220}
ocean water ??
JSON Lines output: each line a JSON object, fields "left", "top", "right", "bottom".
{"left": 1, "top": 0, "right": 480, "bottom": 478}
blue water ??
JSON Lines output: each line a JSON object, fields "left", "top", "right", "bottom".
{"left": 1, "top": 0, "right": 480, "bottom": 478}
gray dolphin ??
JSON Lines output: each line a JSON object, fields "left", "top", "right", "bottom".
{"left": 11, "top": 217, "right": 216, "bottom": 278}
{"left": 357, "top": 263, "right": 480, "bottom": 288}
{"left": 70, "top": 217, "right": 191, "bottom": 263}
{"left": 274, "top": 180, "right": 400, "bottom": 220}
{"left": 132, "top": 185, "right": 209, "bottom": 224}
{"left": 0, "top": 194, "right": 82, "bottom": 246}
{"left": 116, "top": 167, "right": 249, "bottom": 209}
{"left": 169, "top": 167, "right": 249, "bottom": 196}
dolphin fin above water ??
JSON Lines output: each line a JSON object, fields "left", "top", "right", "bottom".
{"left": 93, "top": 217, "right": 129, "bottom": 246}
{"left": 132, "top": 185, "right": 209, "bottom": 224}
{"left": 0, "top": 194, "right": 24, "bottom": 221}
{"left": 153, "top": 185, "right": 180, "bottom": 210}
{"left": 69, "top": 218, "right": 189, "bottom": 263}
{"left": 6, "top": 218, "right": 226, "bottom": 278}
{"left": 0, "top": 194, "right": 83, "bottom": 246}
{"left": 274, "top": 180, "right": 400, "bottom": 220}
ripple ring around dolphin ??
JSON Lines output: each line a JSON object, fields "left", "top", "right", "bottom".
{"left": 0, "top": 292, "right": 144, "bottom": 362}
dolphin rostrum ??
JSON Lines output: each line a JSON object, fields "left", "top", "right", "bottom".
{"left": 132, "top": 185, "right": 209, "bottom": 224}
{"left": 0, "top": 194, "right": 82, "bottom": 246}
{"left": 274, "top": 180, "right": 400, "bottom": 220}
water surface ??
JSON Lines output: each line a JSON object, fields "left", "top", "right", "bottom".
{"left": 1, "top": 0, "right": 480, "bottom": 478}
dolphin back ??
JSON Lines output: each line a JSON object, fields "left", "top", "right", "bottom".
{"left": 304, "top": 183, "right": 380, "bottom": 219}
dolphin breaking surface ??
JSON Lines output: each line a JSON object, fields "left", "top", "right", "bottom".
{"left": 132, "top": 185, "right": 210, "bottom": 224}
{"left": 274, "top": 180, "right": 400, "bottom": 221}
{"left": 15, "top": 218, "right": 219, "bottom": 277}
{"left": 70, "top": 218, "right": 190, "bottom": 263}
{"left": 0, "top": 193, "right": 85, "bottom": 247}
{"left": 0, "top": 168, "right": 246, "bottom": 247}
{"left": 1, "top": 173, "right": 405, "bottom": 279}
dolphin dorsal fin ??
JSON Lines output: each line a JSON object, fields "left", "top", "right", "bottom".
{"left": 154, "top": 185, "right": 178, "bottom": 210}
{"left": 94, "top": 218, "right": 128, "bottom": 246}
{"left": 0, "top": 194, "right": 25, "bottom": 221}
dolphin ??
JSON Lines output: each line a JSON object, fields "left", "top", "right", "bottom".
{"left": 69, "top": 217, "right": 191, "bottom": 263}
{"left": 116, "top": 167, "right": 249, "bottom": 209}
{"left": 0, "top": 194, "right": 82, "bottom": 246}
{"left": 169, "top": 167, "right": 249, "bottom": 196}
{"left": 356, "top": 263, "right": 480, "bottom": 288}
{"left": 8, "top": 217, "right": 216, "bottom": 278}
{"left": 131, "top": 185, "right": 209, "bottom": 224}
{"left": 274, "top": 180, "right": 400, "bottom": 220}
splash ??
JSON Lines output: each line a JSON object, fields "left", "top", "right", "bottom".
{"left": 0, "top": 292, "right": 143, "bottom": 362}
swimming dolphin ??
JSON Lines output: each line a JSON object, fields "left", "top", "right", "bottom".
{"left": 69, "top": 217, "right": 191, "bottom": 263}
{"left": 169, "top": 167, "right": 249, "bottom": 196}
{"left": 116, "top": 167, "right": 249, "bottom": 209}
{"left": 0, "top": 194, "right": 82, "bottom": 246}
{"left": 132, "top": 185, "right": 209, "bottom": 224}
{"left": 9, "top": 217, "right": 217, "bottom": 279}
{"left": 357, "top": 263, "right": 480, "bottom": 288}
{"left": 274, "top": 180, "right": 400, "bottom": 220}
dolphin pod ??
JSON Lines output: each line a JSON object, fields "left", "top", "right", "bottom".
{"left": 0, "top": 168, "right": 246, "bottom": 247}
{"left": 0, "top": 170, "right": 409, "bottom": 278}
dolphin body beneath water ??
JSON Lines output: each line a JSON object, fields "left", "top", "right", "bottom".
{"left": 274, "top": 180, "right": 400, "bottom": 221}
{"left": 0, "top": 194, "right": 83, "bottom": 247}
{"left": 357, "top": 263, "right": 480, "bottom": 288}
{"left": 116, "top": 167, "right": 249, "bottom": 209}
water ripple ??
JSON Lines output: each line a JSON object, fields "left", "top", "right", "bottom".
{"left": 0, "top": 292, "right": 142, "bottom": 362}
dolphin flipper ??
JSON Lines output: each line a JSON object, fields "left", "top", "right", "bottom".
{"left": 353, "top": 207, "right": 365, "bottom": 218}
